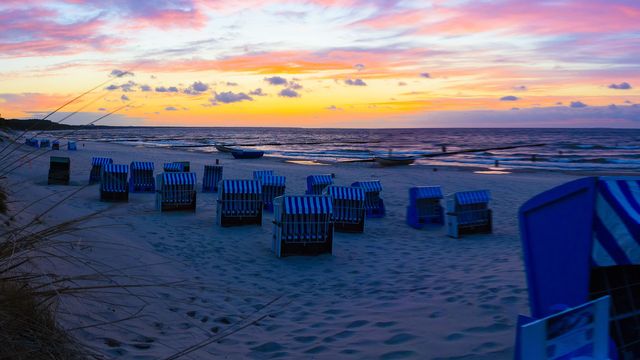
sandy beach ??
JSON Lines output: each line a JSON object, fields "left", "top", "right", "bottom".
{"left": 3, "top": 140, "right": 588, "bottom": 359}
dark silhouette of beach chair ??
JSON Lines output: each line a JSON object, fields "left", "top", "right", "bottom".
{"left": 407, "top": 186, "right": 444, "bottom": 229}
{"left": 89, "top": 157, "right": 113, "bottom": 184}
{"left": 67, "top": 141, "right": 77, "bottom": 151}
{"left": 202, "top": 164, "right": 223, "bottom": 193}
{"left": 518, "top": 176, "right": 640, "bottom": 358}
{"left": 446, "top": 190, "right": 492, "bottom": 238}
{"left": 352, "top": 180, "right": 385, "bottom": 218}
{"left": 306, "top": 174, "right": 333, "bottom": 195}
{"left": 100, "top": 164, "right": 129, "bottom": 202}
{"left": 163, "top": 162, "right": 185, "bottom": 172}
{"left": 51, "top": 141, "right": 60, "bottom": 150}
{"left": 156, "top": 172, "right": 197, "bottom": 211}
{"left": 272, "top": 195, "right": 334, "bottom": 257}
{"left": 129, "top": 161, "right": 155, "bottom": 193}
{"left": 217, "top": 179, "right": 262, "bottom": 227}
{"left": 325, "top": 185, "right": 365, "bottom": 233}
{"left": 39, "top": 139, "right": 50, "bottom": 148}
{"left": 254, "top": 171, "right": 285, "bottom": 211}
{"left": 48, "top": 156, "right": 70, "bottom": 185}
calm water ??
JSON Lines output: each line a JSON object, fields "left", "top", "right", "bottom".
{"left": 49, "top": 127, "right": 640, "bottom": 172}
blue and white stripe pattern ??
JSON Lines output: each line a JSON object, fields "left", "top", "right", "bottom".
{"left": 92, "top": 157, "right": 113, "bottom": 166}
{"left": 283, "top": 195, "right": 333, "bottom": 215}
{"left": 67, "top": 141, "right": 77, "bottom": 150}
{"left": 218, "top": 179, "right": 262, "bottom": 216}
{"left": 101, "top": 164, "right": 128, "bottom": 192}
{"left": 163, "top": 172, "right": 196, "bottom": 185}
{"left": 221, "top": 179, "right": 261, "bottom": 194}
{"left": 131, "top": 161, "right": 154, "bottom": 171}
{"left": 326, "top": 185, "right": 365, "bottom": 201}
{"left": 253, "top": 170, "right": 274, "bottom": 180}
{"left": 326, "top": 185, "right": 364, "bottom": 223}
{"left": 411, "top": 186, "right": 443, "bottom": 200}
{"left": 260, "top": 175, "right": 286, "bottom": 187}
{"left": 306, "top": 174, "right": 333, "bottom": 195}
{"left": 455, "top": 190, "right": 491, "bottom": 205}
{"left": 592, "top": 178, "right": 640, "bottom": 266}
{"left": 352, "top": 180, "right": 383, "bottom": 193}
{"left": 203, "top": 165, "right": 223, "bottom": 192}
{"left": 163, "top": 162, "right": 184, "bottom": 172}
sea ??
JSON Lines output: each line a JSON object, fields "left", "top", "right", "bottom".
{"left": 52, "top": 127, "right": 640, "bottom": 172}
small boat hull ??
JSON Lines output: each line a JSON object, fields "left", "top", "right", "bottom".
{"left": 374, "top": 156, "right": 415, "bottom": 166}
{"left": 232, "top": 150, "right": 264, "bottom": 159}
{"left": 215, "top": 145, "right": 238, "bottom": 153}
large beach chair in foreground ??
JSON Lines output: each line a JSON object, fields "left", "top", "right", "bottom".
{"left": 306, "top": 174, "right": 333, "bottom": 195}
{"left": 518, "top": 177, "right": 640, "bottom": 357}
{"left": 217, "top": 179, "right": 262, "bottom": 227}
{"left": 407, "top": 186, "right": 444, "bottom": 229}
{"left": 163, "top": 162, "right": 185, "bottom": 172}
{"left": 129, "top": 161, "right": 155, "bottom": 193}
{"left": 67, "top": 141, "right": 77, "bottom": 151}
{"left": 89, "top": 157, "right": 113, "bottom": 184}
{"left": 352, "top": 180, "right": 385, "bottom": 218}
{"left": 100, "top": 164, "right": 129, "bottom": 202}
{"left": 446, "top": 190, "right": 492, "bottom": 238}
{"left": 48, "top": 156, "right": 70, "bottom": 185}
{"left": 156, "top": 172, "right": 197, "bottom": 211}
{"left": 325, "top": 185, "right": 365, "bottom": 232}
{"left": 202, "top": 164, "right": 223, "bottom": 193}
{"left": 255, "top": 173, "right": 286, "bottom": 211}
{"left": 272, "top": 195, "right": 334, "bottom": 257}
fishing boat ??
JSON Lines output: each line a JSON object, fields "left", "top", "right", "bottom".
{"left": 374, "top": 156, "right": 415, "bottom": 167}
{"left": 214, "top": 144, "right": 238, "bottom": 153}
{"left": 231, "top": 150, "right": 264, "bottom": 159}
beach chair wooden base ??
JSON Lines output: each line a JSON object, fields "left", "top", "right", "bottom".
{"left": 160, "top": 193, "right": 197, "bottom": 212}
{"left": 130, "top": 184, "right": 155, "bottom": 193}
{"left": 218, "top": 211, "right": 262, "bottom": 227}
{"left": 274, "top": 234, "right": 333, "bottom": 257}
{"left": 100, "top": 191, "right": 129, "bottom": 202}
{"left": 334, "top": 218, "right": 364, "bottom": 233}
{"left": 446, "top": 210, "right": 492, "bottom": 238}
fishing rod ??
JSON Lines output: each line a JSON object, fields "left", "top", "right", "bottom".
{"left": 340, "top": 143, "right": 547, "bottom": 163}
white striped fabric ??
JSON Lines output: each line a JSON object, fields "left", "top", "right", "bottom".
{"left": 131, "top": 161, "right": 154, "bottom": 171}
{"left": 260, "top": 175, "right": 286, "bottom": 186}
{"left": 411, "top": 186, "right": 443, "bottom": 199}
{"left": 326, "top": 186, "right": 364, "bottom": 223}
{"left": 92, "top": 157, "right": 113, "bottom": 166}
{"left": 101, "top": 164, "right": 128, "bottom": 192}
{"left": 455, "top": 190, "right": 491, "bottom": 205}
{"left": 163, "top": 163, "right": 183, "bottom": 172}
{"left": 253, "top": 170, "right": 275, "bottom": 180}
{"left": 326, "top": 185, "right": 365, "bottom": 201}
{"left": 309, "top": 175, "right": 333, "bottom": 185}
{"left": 352, "top": 180, "right": 383, "bottom": 193}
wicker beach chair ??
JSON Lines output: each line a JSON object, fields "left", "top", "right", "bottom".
{"left": 39, "top": 139, "right": 50, "bottom": 148}
{"left": 258, "top": 175, "right": 286, "bottom": 212}
{"left": 129, "top": 161, "right": 155, "bottom": 193}
{"left": 253, "top": 170, "right": 274, "bottom": 180}
{"left": 306, "top": 174, "right": 333, "bottom": 195}
{"left": 89, "top": 157, "right": 113, "bottom": 184}
{"left": 518, "top": 177, "right": 640, "bottom": 358}
{"left": 48, "top": 156, "right": 70, "bottom": 185}
{"left": 216, "top": 179, "right": 262, "bottom": 227}
{"left": 272, "top": 195, "right": 334, "bottom": 257}
{"left": 351, "top": 180, "right": 385, "bottom": 218}
{"left": 202, "top": 164, "right": 223, "bottom": 193}
{"left": 163, "top": 162, "right": 185, "bottom": 172}
{"left": 156, "top": 172, "right": 197, "bottom": 211}
{"left": 51, "top": 141, "right": 60, "bottom": 150}
{"left": 325, "top": 185, "right": 365, "bottom": 233}
{"left": 100, "top": 164, "right": 129, "bottom": 202}
{"left": 407, "top": 186, "right": 444, "bottom": 229}
{"left": 445, "top": 190, "right": 492, "bottom": 238}
{"left": 67, "top": 141, "right": 77, "bottom": 151}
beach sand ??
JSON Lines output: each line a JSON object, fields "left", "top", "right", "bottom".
{"left": 3, "top": 140, "right": 584, "bottom": 359}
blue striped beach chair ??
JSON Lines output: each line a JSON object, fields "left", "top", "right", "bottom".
{"left": 48, "top": 156, "right": 70, "bottom": 185}
{"left": 258, "top": 175, "right": 286, "bottom": 212}
{"left": 51, "top": 141, "right": 60, "bottom": 150}
{"left": 272, "top": 195, "right": 334, "bottom": 257}
{"left": 90, "top": 157, "right": 113, "bottom": 184}
{"left": 217, "top": 179, "right": 262, "bottom": 227}
{"left": 518, "top": 177, "right": 640, "bottom": 358}
{"left": 253, "top": 170, "right": 274, "bottom": 180}
{"left": 26, "top": 138, "right": 38, "bottom": 147}
{"left": 202, "top": 164, "right": 223, "bottom": 192}
{"left": 163, "top": 162, "right": 185, "bottom": 172}
{"left": 129, "top": 161, "right": 155, "bottom": 193}
{"left": 306, "top": 174, "right": 333, "bottom": 195}
{"left": 39, "top": 139, "right": 50, "bottom": 148}
{"left": 100, "top": 164, "right": 129, "bottom": 202}
{"left": 67, "top": 141, "right": 77, "bottom": 151}
{"left": 351, "top": 180, "right": 385, "bottom": 218}
{"left": 325, "top": 185, "right": 365, "bottom": 233}
{"left": 407, "top": 186, "right": 444, "bottom": 229}
{"left": 446, "top": 190, "right": 492, "bottom": 238}
{"left": 156, "top": 172, "right": 197, "bottom": 211}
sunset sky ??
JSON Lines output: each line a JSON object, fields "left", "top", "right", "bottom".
{"left": 1, "top": 0, "right": 639, "bottom": 127}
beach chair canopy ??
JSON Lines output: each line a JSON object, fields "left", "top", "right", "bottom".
{"left": 282, "top": 195, "right": 333, "bottom": 215}
{"left": 220, "top": 179, "right": 262, "bottom": 194}
{"left": 103, "top": 164, "right": 128, "bottom": 174}
{"left": 131, "top": 161, "right": 154, "bottom": 171}
{"left": 326, "top": 185, "right": 365, "bottom": 201}
{"left": 260, "top": 175, "right": 286, "bottom": 187}
{"left": 163, "top": 162, "right": 184, "bottom": 172}
{"left": 92, "top": 157, "right": 113, "bottom": 166}
{"left": 162, "top": 172, "right": 197, "bottom": 186}
{"left": 455, "top": 190, "right": 491, "bottom": 205}
{"left": 253, "top": 170, "right": 274, "bottom": 180}
{"left": 410, "top": 186, "right": 443, "bottom": 200}
{"left": 352, "top": 180, "right": 383, "bottom": 193}
{"left": 308, "top": 175, "right": 333, "bottom": 186}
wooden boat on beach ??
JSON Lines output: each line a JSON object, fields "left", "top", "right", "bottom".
{"left": 231, "top": 150, "right": 264, "bottom": 159}
{"left": 215, "top": 144, "right": 238, "bottom": 153}
{"left": 374, "top": 156, "right": 415, "bottom": 167}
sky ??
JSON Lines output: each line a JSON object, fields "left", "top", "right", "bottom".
{"left": 0, "top": 0, "right": 639, "bottom": 128}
